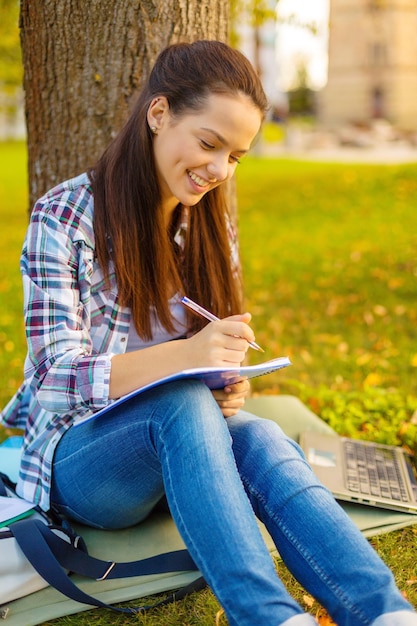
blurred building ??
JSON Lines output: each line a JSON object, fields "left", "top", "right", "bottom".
{"left": 236, "top": 0, "right": 288, "bottom": 118}
{"left": 320, "top": 0, "right": 417, "bottom": 130}
{"left": 0, "top": 88, "right": 25, "bottom": 140}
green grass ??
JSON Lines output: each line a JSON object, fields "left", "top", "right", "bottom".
{"left": 238, "top": 157, "right": 417, "bottom": 395}
{"left": 1, "top": 142, "right": 417, "bottom": 623}
{"left": 0, "top": 141, "right": 28, "bottom": 414}
{"left": 236, "top": 156, "right": 417, "bottom": 457}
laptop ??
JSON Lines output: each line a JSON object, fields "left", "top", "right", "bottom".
{"left": 299, "top": 431, "right": 417, "bottom": 514}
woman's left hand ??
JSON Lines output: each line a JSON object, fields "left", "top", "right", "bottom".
{"left": 212, "top": 378, "right": 251, "bottom": 418}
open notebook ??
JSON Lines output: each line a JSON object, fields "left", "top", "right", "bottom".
{"left": 74, "top": 356, "right": 291, "bottom": 426}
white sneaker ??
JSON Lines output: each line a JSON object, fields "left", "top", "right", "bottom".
{"left": 371, "top": 611, "right": 417, "bottom": 626}
{"left": 280, "top": 615, "right": 317, "bottom": 626}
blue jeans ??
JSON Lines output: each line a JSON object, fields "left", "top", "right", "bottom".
{"left": 51, "top": 380, "right": 415, "bottom": 626}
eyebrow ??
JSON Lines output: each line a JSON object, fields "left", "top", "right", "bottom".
{"left": 200, "top": 127, "right": 250, "bottom": 154}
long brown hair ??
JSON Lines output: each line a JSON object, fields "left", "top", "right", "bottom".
{"left": 90, "top": 40, "right": 268, "bottom": 339}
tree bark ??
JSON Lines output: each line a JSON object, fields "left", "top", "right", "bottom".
{"left": 20, "top": 0, "right": 230, "bottom": 211}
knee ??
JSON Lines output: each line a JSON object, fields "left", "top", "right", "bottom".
{"left": 229, "top": 413, "right": 311, "bottom": 480}
{"left": 157, "top": 379, "right": 221, "bottom": 418}
{"left": 230, "top": 413, "right": 302, "bottom": 458}
{"left": 150, "top": 379, "right": 227, "bottom": 439}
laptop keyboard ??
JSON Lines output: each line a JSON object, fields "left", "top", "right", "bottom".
{"left": 343, "top": 440, "right": 409, "bottom": 502}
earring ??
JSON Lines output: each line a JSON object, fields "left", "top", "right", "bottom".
{"left": 150, "top": 126, "right": 157, "bottom": 134}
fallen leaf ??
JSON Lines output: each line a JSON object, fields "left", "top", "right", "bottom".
{"left": 303, "top": 594, "right": 315, "bottom": 608}
{"left": 300, "top": 349, "right": 313, "bottom": 364}
{"left": 357, "top": 352, "right": 372, "bottom": 366}
{"left": 337, "top": 342, "right": 349, "bottom": 354}
{"left": 388, "top": 278, "right": 404, "bottom": 290}
{"left": 399, "top": 422, "right": 411, "bottom": 436}
{"left": 307, "top": 397, "right": 322, "bottom": 415}
{"left": 363, "top": 311, "right": 374, "bottom": 326}
{"left": 363, "top": 372, "right": 382, "bottom": 387}
{"left": 316, "top": 606, "right": 338, "bottom": 625}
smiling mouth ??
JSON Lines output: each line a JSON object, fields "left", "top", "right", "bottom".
{"left": 188, "top": 171, "right": 210, "bottom": 188}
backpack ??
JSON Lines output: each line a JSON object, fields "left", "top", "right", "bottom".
{"left": 0, "top": 470, "right": 205, "bottom": 619}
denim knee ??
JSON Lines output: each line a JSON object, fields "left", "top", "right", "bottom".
{"left": 228, "top": 412, "right": 310, "bottom": 487}
{"left": 145, "top": 379, "right": 229, "bottom": 450}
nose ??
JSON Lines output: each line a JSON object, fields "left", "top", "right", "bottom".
{"left": 207, "top": 153, "right": 230, "bottom": 182}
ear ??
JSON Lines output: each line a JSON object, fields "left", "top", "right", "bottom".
{"left": 147, "top": 96, "right": 170, "bottom": 133}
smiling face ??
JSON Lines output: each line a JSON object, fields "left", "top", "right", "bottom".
{"left": 147, "top": 92, "right": 262, "bottom": 220}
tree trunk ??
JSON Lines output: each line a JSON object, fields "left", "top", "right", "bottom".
{"left": 20, "top": 0, "right": 230, "bottom": 211}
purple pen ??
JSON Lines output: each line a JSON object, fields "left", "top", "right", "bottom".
{"left": 181, "top": 296, "right": 264, "bottom": 352}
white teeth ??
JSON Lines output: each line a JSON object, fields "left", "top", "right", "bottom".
{"left": 188, "top": 171, "right": 208, "bottom": 187}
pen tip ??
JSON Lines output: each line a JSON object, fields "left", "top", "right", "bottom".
{"left": 251, "top": 342, "right": 264, "bottom": 352}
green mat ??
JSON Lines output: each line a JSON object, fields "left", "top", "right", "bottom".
{"left": 1, "top": 395, "right": 416, "bottom": 626}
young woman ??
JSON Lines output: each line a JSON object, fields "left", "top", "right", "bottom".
{"left": 2, "top": 40, "right": 416, "bottom": 626}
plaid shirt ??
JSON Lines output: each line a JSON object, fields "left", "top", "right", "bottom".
{"left": 0, "top": 172, "right": 240, "bottom": 511}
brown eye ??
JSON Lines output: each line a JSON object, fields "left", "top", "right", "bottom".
{"left": 200, "top": 140, "right": 214, "bottom": 150}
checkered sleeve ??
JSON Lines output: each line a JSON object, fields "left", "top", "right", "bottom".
{"left": 21, "top": 193, "right": 111, "bottom": 414}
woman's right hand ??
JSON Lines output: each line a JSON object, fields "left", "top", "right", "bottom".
{"left": 110, "top": 313, "right": 256, "bottom": 399}
{"left": 185, "top": 312, "right": 255, "bottom": 368}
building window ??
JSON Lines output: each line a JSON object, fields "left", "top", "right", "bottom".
{"left": 372, "top": 87, "right": 385, "bottom": 118}
{"left": 369, "top": 42, "right": 388, "bottom": 66}
{"left": 368, "top": 0, "right": 386, "bottom": 9}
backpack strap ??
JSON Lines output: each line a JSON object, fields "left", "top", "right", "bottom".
{"left": 0, "top": 472, "right": 11, "bottom": 496}
{"left": 10, "top": 517, "right": 204, "bottom": 613}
